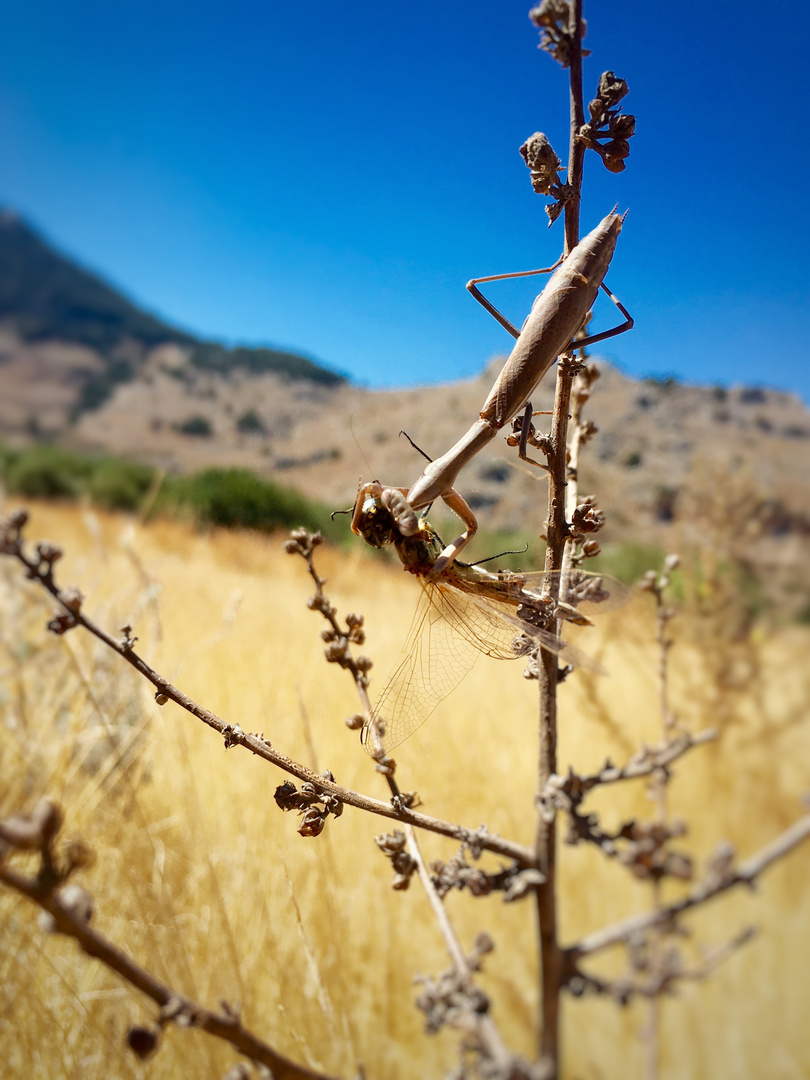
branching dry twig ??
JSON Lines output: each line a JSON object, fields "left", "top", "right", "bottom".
{"left": 285, "top": 529, "right": 524, "bottom": 1075}
{"left": 0, "top": 509, "right": 533, "bottom": 866}
{"left": 0, "top": 799, "right": 340, "bottom": 1079}
{"left": 569, "top": 814, "right": 810, "bottom": 959}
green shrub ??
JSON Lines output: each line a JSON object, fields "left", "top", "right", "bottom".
{"left": 236, "top": 410, "right": 267, "bottom": 436}
{"left": 165, "top": 468, "right": 333, "bottom": 537}
{"left": 2, "top": 444, "right": 92, "bottom": 499}
{"left": 88, "top": 459, "right": 155, "bottom": 512}
{"left": 0, "top": 442, "right": 343, "bottom": 543}
{"left": 177, "top": 416, "right": 213, "bottom": 438}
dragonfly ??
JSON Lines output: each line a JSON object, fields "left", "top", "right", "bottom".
{"left": 352, "top": 481, "right": 630, "bottom": 753}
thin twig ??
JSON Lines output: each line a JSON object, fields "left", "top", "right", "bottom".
{"left": 0, "top": 803, "right": 341, "bottom": 1080}
{"left": 0, "top": 513, "right": 533, "bottom": 866}
{"left": 405, "top": 825, "right": 515, "bottom": 1072}
{"left": 290, "top": 531, "right": 519, "bottom": 1070}
{"left": 570, "top": 814, "right": 810, "bottom": 958}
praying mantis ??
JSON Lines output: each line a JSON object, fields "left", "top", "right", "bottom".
{"left": 350, "top": 210, "right": 634, "bottom": 751}
{"left": 352, "top": 210, "right": 633, "bottom": 574}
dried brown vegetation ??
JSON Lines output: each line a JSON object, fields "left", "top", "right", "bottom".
{"left": 2, "top": 3, "right": 810, "bottom": 1078}
{"left": 1, "top": 504, "right": 809, "bottom": 1078}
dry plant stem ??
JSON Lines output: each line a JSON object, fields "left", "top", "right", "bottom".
{"left": 570, "top": 813, "right": 810, "bottom": 958}
{"left": 405, "top": 826, "right": 513, "bottom": 1071}
{"left": 0, "top": 528, "right": 532, "bottom": 866}
{"left": 580, "top": 926, "right": 757, "bottom": 1001}
{"left": 534, "top": 5, "right": 588, "bottom": 1068}
{"left": 296, "top": 536, "right": 515, "bottom": 1068}
{"left": 563, "top": 0, "right": 585, "bottom": 255}
{"left": 646, "top": 573, "right": 679, "bottom": 1080}
{"left": 0, "top": 860, "right": 338, "bottom": 1080}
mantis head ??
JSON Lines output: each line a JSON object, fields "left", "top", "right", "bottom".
{"left": 351, "top": 480, "right": 420, "bottom": 549}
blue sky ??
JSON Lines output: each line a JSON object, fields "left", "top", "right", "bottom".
{"left": 2, "top": 1, "right": 808, "bottom": 400}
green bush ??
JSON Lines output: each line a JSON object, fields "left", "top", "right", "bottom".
{"left": 236, "top": 409, "right": 267, "bottom": 436}
{"left": 0, "top": 442, "right": 343, "bottom": 543}
{"left": 88, "top": 459, "right": 155, "bottom": 512}
{"left": 2, "top": 444, "right": 92, "bottom": 499}
{"left": 165, "top": 467, "right": 335, "bottom": 537}
{"left": 177, "top": 416, "right": 213, "bottom": 438}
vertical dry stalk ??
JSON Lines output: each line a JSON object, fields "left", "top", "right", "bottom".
{"left": 643, "top": 556, "right": 681, "bottom": 1080}
{"left": 534, "top": 1, "right": 587, "bottom": 1070}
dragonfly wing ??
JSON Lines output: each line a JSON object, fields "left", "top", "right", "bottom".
{"left": 364, "top": 583, "right": 483, "bottom": 753}
{"left": 497, "top": 570, "right": 633, "bottom": 617}
{"left": 454, "top": 587, "right": 607, "bottom": 675}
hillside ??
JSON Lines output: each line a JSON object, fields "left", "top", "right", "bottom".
{"left": 0, "top": 209, "right": 345, "bottom": 416}
{"left": 0, "top": 211, "right": 808, "bottom": 610}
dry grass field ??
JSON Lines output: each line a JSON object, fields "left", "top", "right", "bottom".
{"left": 1, "top": 501, "right": 809, "bottom": 1079}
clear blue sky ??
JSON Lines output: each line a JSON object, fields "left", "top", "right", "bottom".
{"left": 2, "top": 1, "right": 808, "bottom": 400}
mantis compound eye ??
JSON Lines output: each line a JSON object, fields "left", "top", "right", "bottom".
{"left": 356, "top": 497, "right": 397, "bottom": 549}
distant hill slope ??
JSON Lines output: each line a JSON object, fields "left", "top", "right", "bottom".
{"left": 1, "top": 207, "right": 809, "bottom": 615}
{"left": 0, "top": 209, "right": 346, "bottom": 408}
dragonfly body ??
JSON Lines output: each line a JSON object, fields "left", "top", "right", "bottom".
{"left": 354, "top": 485, "right": 628, "bottom": 752}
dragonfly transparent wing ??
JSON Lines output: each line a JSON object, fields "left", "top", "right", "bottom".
{"left": 493, "top": 569, "right": 634, "bottom": 619}
{"left": 362, "top": 573, "right": 613, "bottom": 753}
{"left": 363, "top": 581, "right": 488, "bottom": 753}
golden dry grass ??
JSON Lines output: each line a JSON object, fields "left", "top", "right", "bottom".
{"left": 1, "top": 501, "right": 809, "bottom": 1079}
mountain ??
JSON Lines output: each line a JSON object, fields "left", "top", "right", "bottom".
{"left": 1, "top": 209, "right": 808, "bottom": 616}
{"left": 0, "top": 209, "right": 346, "bottom": 416}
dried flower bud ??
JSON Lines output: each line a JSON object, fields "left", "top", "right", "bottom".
{"left": 598, "top": 71, "right": 628, "bottom": 105}
{"left": 127, "top": 1026, "right": 159, "bottom": 1060}
{"left": 37, "top": 541, "right": 63, "bottom": 564}
{"left": 298, "top": 808, "right": 327, "bottom": 837}
{"left": 612, "top": 113, "right": 636, "bottom": 138}
{"left": 473, "top": 931, "right": 495, "bottom": 957}
{"left": 47, "top": 612, "right": 78, "bottom": 635}
{"left": 155, "top": 693, "right": 169, "bottom": 705}
{"left": 59, "top": 884, "right": 95, "bottom": 924}
{"left": 519, "top": 132, "right": 562, "bottom": 195}
{"left": 345, "top": 713, "right": 365, "bottom": 730}
{"left": 274, "top": 781, "right": 300, "bottom": 811}
{"left": 61, "top": 588, "right": 83, "bottom": 615}
{"left": 603, "top": 154, "right": 627, "bottom": 174}
{"left": 503, "top": 868, "right": 546, "bottom": 902}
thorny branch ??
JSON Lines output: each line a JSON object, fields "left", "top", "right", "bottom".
{"left": 0, "top": 509, "right": 532, "bottom": 866}
{"left": 0, "top": 799, "right": 339, "bottom": 1080}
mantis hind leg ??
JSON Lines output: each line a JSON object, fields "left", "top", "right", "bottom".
{"left": 572, "top": 281, "right": 633, "bottom": 350}
{"left": 466, "top": 259, "right": 564, "bottom": 340}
